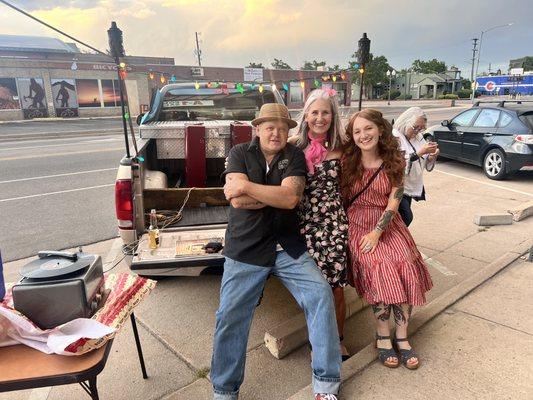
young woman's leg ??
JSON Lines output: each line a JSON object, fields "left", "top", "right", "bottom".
{"left": 392, "top": 303, "right": 419, "bottom": 368}
{"left": 372, "top": 303, "right": 398, "bottom": 367}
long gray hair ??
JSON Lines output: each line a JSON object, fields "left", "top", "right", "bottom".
{"left": 293, "top": 89, "right": 346, "bottom": 150}
{"left": 393, "top": 107, "right": 427, "bottom": 135}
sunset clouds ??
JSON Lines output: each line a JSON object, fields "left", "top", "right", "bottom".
{"left": 1, "top": 0, "right": 531, "bottom": 73}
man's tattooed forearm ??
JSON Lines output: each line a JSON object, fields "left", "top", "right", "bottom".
{"left": 375, "top": 210, "right": 394, "bottom": 232}
{"left": 394, "top": 186, "right": 404, "bottom": 200}
{"left": 286, "top": 176, "right": 306, "bottom": 196}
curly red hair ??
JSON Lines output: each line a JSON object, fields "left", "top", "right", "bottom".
{"left": 341, "top": 109, "right": 405, "bottom": 199}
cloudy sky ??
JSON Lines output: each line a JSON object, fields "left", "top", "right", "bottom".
{"left": 1, "top": 0, "right": 531, "bottom": 75}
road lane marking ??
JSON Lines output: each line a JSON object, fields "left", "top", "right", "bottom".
{"left": 0, "top": 168, "right": 118, "bottom": 184}
{"left": 435, "top": 169, "right": 533, "bottom": 197}
{"left": 0, "top": 184, "right": 115, "bottom": 202}
{"left": 0, "top": 138, "right": 121, "bottom": 151}
{"left": 0, "top": 134, "right": 121, "bottom": 146}
{"left": 0, "top": 147, "right": 124, "bottom": 161}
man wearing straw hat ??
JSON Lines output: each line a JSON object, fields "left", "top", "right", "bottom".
{"left": 211, "top": 103, "right": 341, "bottom": 400}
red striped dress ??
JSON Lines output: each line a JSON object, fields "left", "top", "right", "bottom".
{"left": 346, "top": 167, "right": 433, "bottom": 306}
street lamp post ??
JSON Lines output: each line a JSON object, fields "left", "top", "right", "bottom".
{"left": 473, "top": 22, "right": 513, "bottom": 102}
{"left": 386, "top": 69, "right": 396, "bottom": 105}
{"left": 357, "top": 33, "right": 371, "bottom": 111}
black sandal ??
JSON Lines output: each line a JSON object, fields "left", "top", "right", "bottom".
{"left": 375, "top": 334, "right": 399, "bottom": 368}
{"left": 393, "top": 337, "right": 419, "bottom": 370}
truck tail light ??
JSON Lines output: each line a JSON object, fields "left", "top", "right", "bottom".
{"left": 115, "top": 179, "right": 133, "bottom": 229}
{"left": 514, "top": 134, "right": 533, "bottom": 145}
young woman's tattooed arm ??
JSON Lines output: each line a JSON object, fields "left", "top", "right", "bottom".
{"left": 374, "top": 185, "right": 404, "bottom": 233}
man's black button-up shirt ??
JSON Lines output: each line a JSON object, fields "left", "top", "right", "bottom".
{"left": 222, "top": 137, "right": 308, "bottom": 267}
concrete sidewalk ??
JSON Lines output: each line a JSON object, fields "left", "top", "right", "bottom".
{"left": 1, "top": 163, "right": 532, "bottom": 400}
{"left": 337, "top": 255, "right": 533, "bottom": 400}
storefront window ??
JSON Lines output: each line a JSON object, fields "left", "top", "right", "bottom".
{"left": 76, "top": 79, "right": 101, "bottom": 108}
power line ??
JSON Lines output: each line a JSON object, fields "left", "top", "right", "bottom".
{"left": 0, "top": 0, "right": 110, "bottom": 58}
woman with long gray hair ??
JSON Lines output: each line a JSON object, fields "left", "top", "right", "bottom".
{"left": 289, "top": 88, "right": 350, "bottom": 360}
{"left": 393, "top": 107, "right": 439, "bottom": 226}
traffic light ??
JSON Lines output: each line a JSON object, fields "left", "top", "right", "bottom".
{"left": 107, "top": 21, "right": 125, "bottom": 60}
{"left": 357, "top": 33, "right": 371, "bottom": 65}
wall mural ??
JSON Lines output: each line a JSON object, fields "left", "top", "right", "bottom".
{"left": 0, "top": 78, "right": 20, "bottom": 110}
{"left": 76, "top": 79, "right": 101, "bottom": 108}
{"left": 17, "top": 77, "right": 49, "bottom": 119}
{"left": 51, "top": 79, "right": 79, "bottom": 117}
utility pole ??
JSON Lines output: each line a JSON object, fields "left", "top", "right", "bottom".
{"left": 470, "top": 38, "right": 478, "bottom": 101}
{"left": 194, "top": 32, "right": 202, "bottom": 67}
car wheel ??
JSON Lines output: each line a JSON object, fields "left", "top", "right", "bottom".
{"left": 483, "top": 148, "right": 506, "bottom": 180}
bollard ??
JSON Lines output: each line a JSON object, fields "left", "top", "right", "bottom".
{"left": 450, "top": 99, "right": 455, "bottom": 107}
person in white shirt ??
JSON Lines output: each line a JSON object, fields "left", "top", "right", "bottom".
{"left": 392, "top": 107, "right": 439, "bottom": 226}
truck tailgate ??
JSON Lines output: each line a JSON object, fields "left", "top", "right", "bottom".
{"left": 131, "top": 226, "right": 226, "bottom": 273}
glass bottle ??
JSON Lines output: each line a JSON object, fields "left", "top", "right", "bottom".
{"left": 148, "top": 209, "right": 160, "bottom": 249}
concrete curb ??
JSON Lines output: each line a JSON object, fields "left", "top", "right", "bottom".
{"left": 508, "top": 200, "right": 533, "bottom": 222}
{"left": 264, "top": 291, "right": 367, "bottom": 359}
{"left": 286, "top": 239, "right": 532, "bottom": 400}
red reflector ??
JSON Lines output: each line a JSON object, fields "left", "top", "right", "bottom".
{"left": 115, "top": 179, "right": 133, "bottom": 226}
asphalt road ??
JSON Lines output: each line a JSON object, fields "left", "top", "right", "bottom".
{"left": 0, "top": 134, "right": 125, "bottom": 261}
{"left": 0, "top": 102, "right": 530, "bottom": 262}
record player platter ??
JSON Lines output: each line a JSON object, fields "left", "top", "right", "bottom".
{"left": 20, "top": 251, "right": 93, "bottom": 279}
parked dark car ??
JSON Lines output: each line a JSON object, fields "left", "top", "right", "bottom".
{"left": 425, "top": 101, "right": 533, "bottom": 180}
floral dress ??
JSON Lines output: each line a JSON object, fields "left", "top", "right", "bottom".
{"left": 299, "top": 159, "right": 349, "bottom": 287}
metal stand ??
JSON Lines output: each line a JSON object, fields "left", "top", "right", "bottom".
{"left": 79, "top": 377, "right": 99, "bottom": 400}
{"left": 130, "top": 312, "right": 148, "bottom": 379}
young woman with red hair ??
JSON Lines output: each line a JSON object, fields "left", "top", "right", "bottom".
{"left": 341, "top": 109, "right": 433, "bottom": 370}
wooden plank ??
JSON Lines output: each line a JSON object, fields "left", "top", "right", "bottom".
{"left": 144, "top": 188, "right": 228, "bottom": 210}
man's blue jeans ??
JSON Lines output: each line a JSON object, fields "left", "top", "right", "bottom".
{"left": 211, "top": 251, "right": 341, "bottom": 399}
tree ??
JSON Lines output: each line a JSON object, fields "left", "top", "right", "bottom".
{"left": 271, "top": 58, "right": 292, "bottom": 70}
{"left": 327, "top": 64, "right": 340, "bottom": 71}
{"left": 461, "top": 78, "right": 471, "bottom": 90}
{"left": 246, "top": 62, "right": 264, "bottom": 68}
{"left": 301, "top": 60, "right": 327, "bottom": 70}
{"left": 350, "top": 52, "right": 391, "bottom": 98}
{"left": 411, "top": 58, "right": 446, "bottom": 74}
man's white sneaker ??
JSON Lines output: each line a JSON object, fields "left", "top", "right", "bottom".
{"left": 315, "top": 394, "right": 338, "bottom": 400}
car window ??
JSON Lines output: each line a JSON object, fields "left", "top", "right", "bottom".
{"left": 473, "top": 109, "right": 500, "bottom": 128}
{"left": 160, "top": 87, "right": 277, "bottom": 121}
{"left": 451, "top": 109, "right": 478, "bottom": 127}
{"left": 519, "top": 113, "right": 533, "bottom": 129}
{"left": 498, "top": 112, "right": 513, "bottom": 127}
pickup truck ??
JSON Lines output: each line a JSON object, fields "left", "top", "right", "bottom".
{"left": 115, "top": 82, "right": 284, "bottom": 276}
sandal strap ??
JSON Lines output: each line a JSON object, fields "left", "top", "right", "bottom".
{"left": 398, "top": 348, "right": 418, "bottom": 363}
{"left": 375, "top": 334, "right": 391, "bottom": 340}
{"left": 394, "top": 337, "right": 409, "bottom": 342}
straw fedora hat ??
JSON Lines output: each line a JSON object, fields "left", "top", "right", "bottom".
{"left": 252, "top": 103, "right": 297, "bottom": 128}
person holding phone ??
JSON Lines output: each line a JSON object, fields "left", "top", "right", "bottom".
{"left": 392, "top": 107, "right": 439, "bottom": 227}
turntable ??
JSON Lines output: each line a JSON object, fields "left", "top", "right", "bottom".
{"left": 12, "top": 250, "right": 105, "bottom": 330}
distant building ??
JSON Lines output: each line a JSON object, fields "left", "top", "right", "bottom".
{"left": 368, "top": 68, "right": 462, "bottom": 100}
{"left": 0, "top": 34, "right": 351, "bottom": 121}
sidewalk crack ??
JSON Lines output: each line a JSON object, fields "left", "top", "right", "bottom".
{"left": 455, "top": 309, "right": 533, "bottom": 337}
